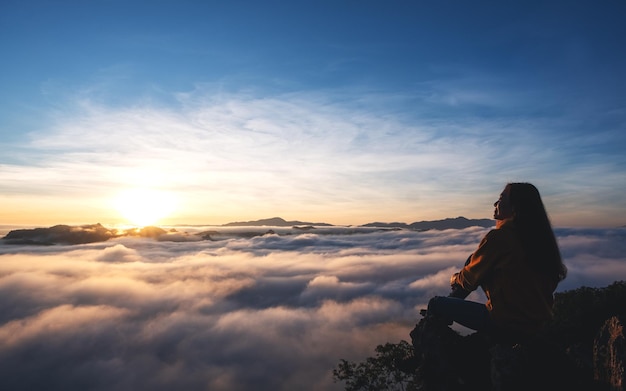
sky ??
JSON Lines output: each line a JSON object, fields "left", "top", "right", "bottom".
{"left": 1, "top": 226, "right": 625, "bottom": 390}
{"left": 1, "top": 0, "right": 625, "bottom": 227}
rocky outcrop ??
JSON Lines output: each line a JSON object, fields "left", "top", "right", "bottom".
{"left": 2, "top": 224, "right": 179, "bottom": 245}
{"left": 407, "top": 281, "right": 626, "bottom": 391}
{"left": 1, "top": 223, "right": 116, "bottom": 245}
{"left": 594, "top": 316, "right": 625, "bottom": 390}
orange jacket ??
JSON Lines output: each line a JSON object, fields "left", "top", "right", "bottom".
{"left": 452, "top": 219, "right": 557, "bottom": 335}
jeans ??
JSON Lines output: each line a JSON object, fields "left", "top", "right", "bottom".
{"left": 427, "top": 296, "right": 494, "bottom": 332}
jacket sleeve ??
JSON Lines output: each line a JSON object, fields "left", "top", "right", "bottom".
{"left": 452, "top": 229, "right": 506, "bottom": 292}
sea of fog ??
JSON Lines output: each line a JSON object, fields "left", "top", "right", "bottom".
{"left": 1, "top": 225, "right": 625, "bottom": 390}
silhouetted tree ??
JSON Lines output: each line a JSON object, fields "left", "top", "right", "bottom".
{"left": 333, "top": 341, "right": 418, "bottom": 391}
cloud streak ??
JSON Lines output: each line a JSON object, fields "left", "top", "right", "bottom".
{"left": 1, "top": 226, "right": 624, "bottom": 390}
{"left": 1, "top": 86, "right": 624, "bottom": 226}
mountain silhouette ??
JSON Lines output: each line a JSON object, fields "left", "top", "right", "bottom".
{"left": 361, "top": 216, "right": 494, "bottom": 230}
{"left": 2, "top": 217, "right": 495, "bottom": 246}
{"left": 222, "top": 216, "right": 493, "bottom": 230}
{"left": 221, "top": 217, "right": 333, "bottom": 227}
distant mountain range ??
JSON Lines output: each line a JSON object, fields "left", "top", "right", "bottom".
{"left": 222, "top": 216, "right": 494, "bottom": 230}
{"left": 361, "top": 216, "right": 494, "bottom": 230}
{"left": 221, "top": 217, "right": 333, "bottom": 227}
{"left": 1, "top": 217, "right": 495, "bottom": 246}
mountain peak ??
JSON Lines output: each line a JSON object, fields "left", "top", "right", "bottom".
{"left": 221, "top": 217, "right": 332, "bottom": 227}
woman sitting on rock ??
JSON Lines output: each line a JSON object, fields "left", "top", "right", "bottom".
{"left": 427, "top": 182, "right": 568, "bottom": 342}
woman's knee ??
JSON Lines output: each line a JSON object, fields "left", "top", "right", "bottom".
{"left": 427, "top": 295, "right": 446, "bottom": 315}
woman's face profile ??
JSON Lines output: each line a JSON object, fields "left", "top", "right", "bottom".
{"left": 493, "top": 186, "right": 513, "bottom": 220}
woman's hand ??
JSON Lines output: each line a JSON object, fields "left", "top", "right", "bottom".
{"left": 450, "top": 272, "right": 460, "bottom": 286}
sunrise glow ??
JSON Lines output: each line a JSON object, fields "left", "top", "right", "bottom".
{"left": 113, "top": 188, "right": 178, "bottom": 226}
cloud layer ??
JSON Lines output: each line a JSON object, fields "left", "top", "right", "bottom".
{"left": 1, "top": 226, "right": 625, "bottom": 390}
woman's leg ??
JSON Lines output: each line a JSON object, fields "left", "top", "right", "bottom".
{"left": 427, "top": 296, "right": 493, "bottom": 332}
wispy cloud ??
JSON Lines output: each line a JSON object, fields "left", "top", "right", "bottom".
{"left": 1, "top": 86, "right": 625, "bottom": 226}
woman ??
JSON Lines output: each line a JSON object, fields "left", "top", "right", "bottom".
{"left": 427, "top": 182, "right": 567, "bottom": 341}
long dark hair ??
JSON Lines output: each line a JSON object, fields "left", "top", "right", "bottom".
{"left": 507, "top": 183, "right": 567, "bottom": 283}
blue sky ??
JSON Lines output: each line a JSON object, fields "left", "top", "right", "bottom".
{"left": 1, "top": 0, "right": 625, "bottom": 227}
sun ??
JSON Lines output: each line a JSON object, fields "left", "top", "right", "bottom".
{"left": 113, "top": 188, "right": 177, "bottom": 227}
